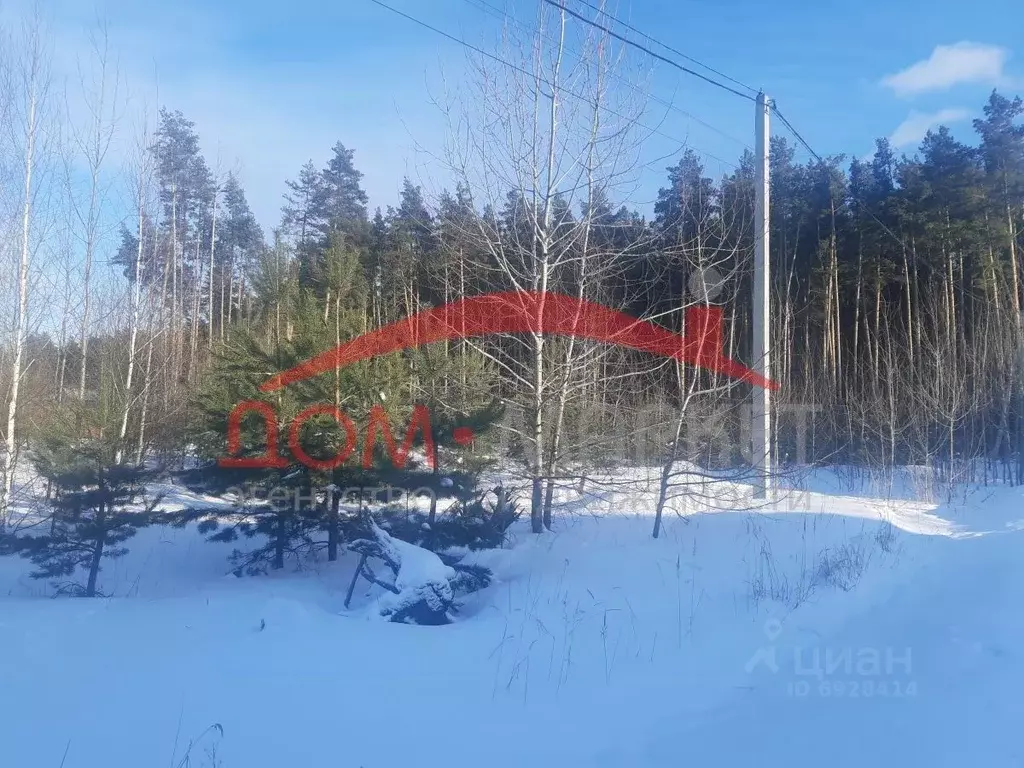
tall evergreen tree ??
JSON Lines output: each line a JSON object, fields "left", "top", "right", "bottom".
{"left": 319, "top": 142, "right": 369, "bottom": 239}
{"left": 282, "top": 159, "right": 325, "bottom": 281}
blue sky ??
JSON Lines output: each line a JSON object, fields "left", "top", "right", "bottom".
{"left": 16, "top": 0, "right": 1024, "bottom": 231}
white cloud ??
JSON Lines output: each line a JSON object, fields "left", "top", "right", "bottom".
{"left": 888, "top": 108, "right": 971, "bottom": 148}
{"left": 882, "top": 42, "right": 1010, "bottom": 97}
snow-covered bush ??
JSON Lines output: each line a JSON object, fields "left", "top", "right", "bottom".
{"left": 348, "top": 517, "right": 493, "bottom": 625}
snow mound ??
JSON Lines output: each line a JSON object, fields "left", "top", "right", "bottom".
{"left": 362, "top": 521, "right": 459, "bottom": 625}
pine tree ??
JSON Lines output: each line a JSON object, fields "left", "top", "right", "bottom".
{"left": 185, "top": 274, "right": 468, "bottom": 571}
{"left": 974, "top": 91, "right": 1024, "bottom": 316}
{"left": 113, "top": 214, "right": 159, "bottom": 285}
{"left": 215, "top": 173, "right": 264, "bottom": 334}
{"left": 14, "top": 435, "right": 159, "bottom": 597}
{"left": 282, "top": 160, "right": 325, "bottom": 286}
{"left": 320, "top": 142, "right": 369, "bottom": 240}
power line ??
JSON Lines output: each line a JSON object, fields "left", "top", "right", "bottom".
{"left": 545, "top": 1, "right": 886, "bottom": 223}
{"left": 368, "top": 0, "right": 740, "bottom": 170}
{"left": 369, "top": 0, "right": 524, "bottom": 73}
{"left": 573, "top": 0, "right": 759, "bottom": 97}
{"left": 770, "top": 103, "right": 823, "bottom": 164}
{"left": 461, "top": 0, "right": 752, "bottom": 150}
{"left": 771, "top": 103, "right": 911, "bottom": 253}
{"left": 543, "top": 0, "right": 757, "bottom": 102}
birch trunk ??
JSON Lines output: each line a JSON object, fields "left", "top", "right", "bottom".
{"left": 1, "top": 38, "right": 42, "bottom": 531}
{"left": 117, "top": 175, "right": 149, "bottom": 464}
{"left": 208, "top": 184, "right": 218, "bottom": 350}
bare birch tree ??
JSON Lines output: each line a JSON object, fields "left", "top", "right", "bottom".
{"left": 438, "top": 3, "right": 651, "bottom": 531}
{"left": 115, "top": 106, "right": 157, "bottom": 464}
{"left": 65, "top": 24, "right": 120, "bottom": 403}
{"left": 1, "top": 13, "right": 50, "bottom": 530}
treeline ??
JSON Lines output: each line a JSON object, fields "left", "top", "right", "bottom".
{"left": 1, "top": 9, "right": 1023, "bottom": 542}
{"left": 769, "top": 92, "right": 1024, "bottom": 483}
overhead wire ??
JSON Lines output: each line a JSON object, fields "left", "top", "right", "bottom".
{"left": 572, "top": 0, "right": 760, "bottom": 97}
{"left": 771, "top": 103, "right": 911, "bottom": 253}
{"left": 461, "top": 0, "right": 752, "bottom": 150}
{"left": 375, "top": 0, "right": 912, "bottom": 276}
{"left": 548, "top": 4, "right": 907, "bottom": 259}
{"left": 770, "top": 102, "right": 822, "bottom": 164}
{"left": 548, "top": 0, "right": 910, "bottom": 245}
{"left": 368, "top": 0, "right": 741, "bottom": 171}
{"left": 542, "top": 0, "right": 757, "bottom": 102}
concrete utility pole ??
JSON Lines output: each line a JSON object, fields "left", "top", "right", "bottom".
{"left": 752, "top": 91, "right": 772, "bottom": 498}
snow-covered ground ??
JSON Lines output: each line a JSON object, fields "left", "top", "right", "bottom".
{"left": 1, "top": 467, "right": 1022, "bottom": 767}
